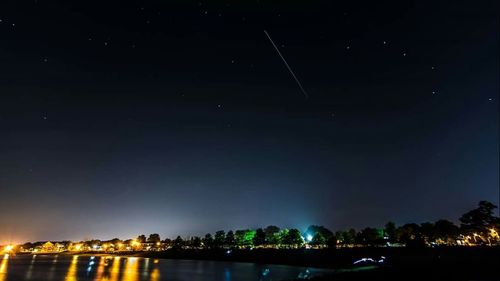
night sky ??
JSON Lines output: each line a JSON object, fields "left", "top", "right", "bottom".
{"left": 0, "top": 1, "right": 498, "bottom": 244}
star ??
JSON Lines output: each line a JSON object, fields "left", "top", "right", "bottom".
{"left": 42, "top": 58, "right": 48, "bottom": 63}
{"left": 346, "top": 45, "right": 350, "bottom": 50}
{"left": 432, "top": 91, "right": 437, "bottom": 95}
{"left": 431, "top": 66, "right": 436, "bottom": 70}
{"left": 231, "top": 60, "right": 235, "bottom": 64}
{"left": 402, "top": 52, "right": 407, "bottom": 57}
{"left": 42, "top": 116, "right": 47, "bottom": 120}
{"left": 383, "top": 41, "right": 387, "bottom": 45}
{"left": 104, "top": 42, "right": 108, "bottom": 46}
{"left": 217, "top": 104, "right": 222, "bottom": 108}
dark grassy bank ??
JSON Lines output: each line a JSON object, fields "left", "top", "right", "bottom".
{"left": 134, "top": 246, "right": 500, "bottom": 280}
{"left": 133, "top": 246, "right": 499, "bottom": 273}
{"left": 23, "top": 246, "right": 499, "bottom": 279}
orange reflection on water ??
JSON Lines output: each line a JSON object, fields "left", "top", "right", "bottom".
{"left": 0, "top": 254, "right": 9, "bottom": 281}
{"left": 64, "top": 255, "right": 79, "bottom": 281}
{"left": 105, "top": 257, "right": 121, "bottom": 281}
{"left": 93, "top": 257, "right": 108, "bottom": 280}
{"left": 121, "top": 257, "right": 139, "bottom": 281}
{"left": 48, "top": 255, "right": 59, "bottom": 280}
{"left": 150, "top": 268, "right": 160, "bottom": 281}
{"left": 25, "top": 254, "right": 36, "bottom": 279}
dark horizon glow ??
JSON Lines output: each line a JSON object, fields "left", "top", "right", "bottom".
{"left": 0, "top": 0, "right": 498, "bottom": 244}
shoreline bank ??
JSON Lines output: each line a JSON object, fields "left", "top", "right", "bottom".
{"left": 17, "top": 246, "right": 500, "bottom": 270}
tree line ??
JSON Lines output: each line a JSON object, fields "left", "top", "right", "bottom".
{"left": 14, "top": 201, "right": 500, "bottom": 252}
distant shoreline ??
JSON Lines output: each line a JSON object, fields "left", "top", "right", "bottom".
{"left": 16, "top": 246, "right": 500, "bottom": 271}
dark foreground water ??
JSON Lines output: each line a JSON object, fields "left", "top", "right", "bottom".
{"left": 0, "top": 254, "right": 333, "bottom": 281}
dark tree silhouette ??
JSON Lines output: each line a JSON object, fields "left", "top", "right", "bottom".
{"left": 214, "top": 230, "right": 225, "bottom": 248}
{"left": 162, "top": 238, "right": 172, "bottom": 248}
{"left": 305, "top": 225, "right": 334, "bottom": 242}
{"left": 420, "top": 222, "right": 436, "bottom": 243}
{"left": 397, "top": 223, "right": 425, "bottom": 247}
{"left": 460, "top": 201, "right": 499, "bottom": 238}
{"left": 110, "top": 238, "right": 122, "bottom": 246}
{"left": 310, "top": 232, "right": 326, "bottom": 246}
{"left": 190, "top": 236, "right": 202, "bottom": 248}
{"left": 203, "top": 233, "right": 214, "bottom": 249}
{"left": 173, "top": 236, "right": 184, "bottom": 249}
{"left": 384, "top": 222, "right": 397, "bottom": 243}
{"left": 326, "top": 235, "right": 337, "bottom": 249}
{"left": 264, "top": 225, "right": 281, "bottom": 247}
{"left": 87, "top": 239, "right": 101, "bottom": 248}
{"left": 434, "top": 219, "right": 459, "bottom": 245}
{"left": 344, "top": 229, "right": 357, "bottom": 245}
{"left": 225, "top": 230, "right": 235, "bottom": 248}
{"left": 137, "top": 235, "right": 147, "bottom": 243}
{"left": 147, "top": 234, "right": 161, "bottom": 243}
{"left": 21, "top": 242, "right": 34, "bottom": 251}
{"left": 253, "top": 228, "right": 266, "bottom": 246}
{"left": 356, "top": 227, "right": 383, "bottom": 246}
{"left": 285, "top": 229, "right": 304, "bottom": 248}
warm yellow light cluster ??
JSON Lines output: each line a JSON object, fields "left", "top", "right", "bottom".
{"left": 490, "top": 228, "right": 499, "bottom": 239}
{"left": 2, "top": 245, "right": 13, "bottom": 253}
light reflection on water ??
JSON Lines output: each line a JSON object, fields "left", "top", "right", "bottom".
{"left": 122, "top": 257, "right": 138, "bottom": 281}
{"left": 0, "top": 254, "right": 9, "bottom": 281}
{"left": 0, "top": 254, "right": 331, "bottom": 281}
{"left": 107, "top": 257, "right": 121, "bottom": 281}
{"left": 48, "top": 256, "right": 58, "bottom": 280}
{"left": 64, "top": 255, "right": 79, "bottom": 281}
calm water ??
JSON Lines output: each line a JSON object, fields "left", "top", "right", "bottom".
{"left": 0, "top": 254, "right": 332, "bottom": 281}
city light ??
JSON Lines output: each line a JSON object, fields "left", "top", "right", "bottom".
{"left": 2, "top": 245, "right": 13, "bottom": 253}
{"left": 306, "top": 235, "right": 313, "bottom": 242}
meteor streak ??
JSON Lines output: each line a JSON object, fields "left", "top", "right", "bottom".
{"left": 264, "top": 30, "right": 309, "bottom": 99}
